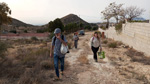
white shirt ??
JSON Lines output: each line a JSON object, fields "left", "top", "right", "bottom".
{"left": 90, "top": 37, "right": 101, "bottom": 48}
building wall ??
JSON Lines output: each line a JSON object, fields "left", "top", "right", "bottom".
{"left": 99, "top": 22, "right": 150, "bottom": 56}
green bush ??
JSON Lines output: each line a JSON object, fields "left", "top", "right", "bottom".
{"left": 24, "top": 30, "right": 28, "bottom": 33}
{"left": 49, "top": 33, "right": 54, "bottom": 39}
{"left": 100, "top": 25, "right": 106, "bottom": 30}
{"left": 36, "top": 29, "right": 47, "bottom": 33}
{"left": 84, "top": 25, "right": 92, "bottom": 30}
{"left": 9, "top": 30, "right": 17, "bottom": 34}
{"left": 0, "top": 42, "right": 8, "bottom": 58}
{"left": 115, "top": 22, "right": 122, "bottom": 33}
{"left": 108, "top": 42, "right": 117, "bottom": 48}
{"left": 92, "top": 26, "right": 98, "bottom": 30}
{"left": 103, "top": 40, "right": 108, "bottom": 44}
{"left": 64, "top": 23, "right": 79, "bottom": 33}
{"left": 48, "top": 18, "right": 64, "bottom": 32}
{"left": 31, "top": 37, "right": 38, "bottom": 41}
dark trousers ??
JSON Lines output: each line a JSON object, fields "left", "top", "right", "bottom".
{"left": 91, "top": 46, "right": 99, "bottom": 61}
{"left": 54, "top": 54, "right": 64, "bottom": 78}
{"left": 74, "top": 40, "right": 78, "bottom": 49}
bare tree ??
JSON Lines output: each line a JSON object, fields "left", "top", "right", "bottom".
{"left": 109, "top": 2, "right": 124, "bottom": 23}
{"left": 101, "top": 7, "right": 113, "bottom": 28}
{"left": 101, "top": 2, "right": 124, "bottom": 26}
{"left": 125, "top": 6, "right": 145, "bottom": 21}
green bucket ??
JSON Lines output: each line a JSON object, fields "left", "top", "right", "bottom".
{"left": 97, "top": 51, "right": 105, "bottom": 59}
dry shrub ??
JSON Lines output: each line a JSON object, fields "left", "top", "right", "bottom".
{"left": 0, "top": 42, "right": 9, "bottom": 58}
{"left": 0, "top": 40, "right": 71, "bottom": 84}
{"left": 125, "top": 49, "right": 150, "bottom": 65}
{"left": 0, "top": 79, "right": 9, "bottom": 84}
{"left": 66, "top": 34, "right": 74, "bottom": 49}
{"left": 108, "top": 42, "right": 117, "bottom": 48}
{"left": 102, "top": 40, "right": 108, "bottom": 44}
{"left": 78, "top": 52, "right": 89, "bottom": 64}
{"left": 0, "top": 59, "right": 25, "bottom": 79}
{"left": 40, "top": 59, "right": 54, "bottom": 70}
{"left": 117, "top": 41, "right": 123, "bottom": 46}
{"left": 68, "top": 39, "right": 74, "bottom": 49}
{"left": 66, "top": 34, "right": 73, "bottom": 39}
{"left": 18, "top": 65, "right": 44, "bottom": 84}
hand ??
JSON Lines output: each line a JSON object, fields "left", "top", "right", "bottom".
{"left": 50, "top": 53, "right": 53, "bottom": 58}
{"left": 100, "top": 48, "right": 102, "bottom": 52}
{"left": 56, "top": 35, "right": 61, "bottom": 40}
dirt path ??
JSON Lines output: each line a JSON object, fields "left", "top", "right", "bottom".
{"left": 61, "top": 31, "right": 148, "bottom": 84}
{"left": 66, "top": 32, "right": 122, "bottom": 84}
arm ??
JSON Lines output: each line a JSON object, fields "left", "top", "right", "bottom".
{"left": 50, "top": 45, "right": 54, "bottom": 57}
{"left": 59, "top": 38, "right": 67, "bottom": 46}
{"left": 56, "top": 35, "right": 67, "bottom": 46}
{"left": 50, "top": 36, "right": 55, "bottom": 57}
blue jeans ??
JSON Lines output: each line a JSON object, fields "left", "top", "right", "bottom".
{"left": 74, "top": 40, "right": 78, "bottom": 48}
{"left": 54, "top": 54, "right": 65, "bottom": 78}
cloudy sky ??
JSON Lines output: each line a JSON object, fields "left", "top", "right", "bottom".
{"left": 1, "top": 0, "right": 150, "bottom": 25}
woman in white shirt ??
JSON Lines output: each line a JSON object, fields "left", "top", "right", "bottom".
{"left": 90, "top": 32, "right": 102, "bottom": 62}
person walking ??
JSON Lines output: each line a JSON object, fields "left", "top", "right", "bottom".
{"left": 90, "top": 32, "right": 102, "bottom": 62}
{"left": 73, "top": 32, "right": 79, "bottom": 49}
{"left": 50, "top": 28, "right": 68, "bottom": 80}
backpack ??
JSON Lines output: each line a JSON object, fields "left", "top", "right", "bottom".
{"left": 54, "top": 35, "right": 64, "bottom": 45}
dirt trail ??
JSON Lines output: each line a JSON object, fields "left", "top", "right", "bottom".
{"left": 63, "top": 31, "right": 148, "bottom": 84}
{"left": 3, "top": 31, "right": 150, "bottom": 84}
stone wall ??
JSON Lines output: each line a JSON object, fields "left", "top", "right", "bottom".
{"left": 99, "top": 22, "right": 150, "bottom": 56}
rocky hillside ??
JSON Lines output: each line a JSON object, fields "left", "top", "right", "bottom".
{"left": 61, "top": 14, "right": 89, "bottom": 25}
{"left": 9, "top": 18, "right": 33, "bottom": 27}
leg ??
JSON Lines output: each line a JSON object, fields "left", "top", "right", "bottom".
{"left": 94, "top": 47, "right": 99, "bottom": 61}
{"left": 76, "top": 40, "right": 78, "bottom": 48}
{"left": 74, "top": 41, "right": 76, "bottom": 48}
{"left": 91, "top": 46, "right": 96, "bottom": 60}
{"left": 75, "top": 40, "right": 78, "bottom": 49}
{"left": 60, "top": 57, "right": 65, "bottom": 72}
{"left": 54, "top": 55, "right": 59, "bottom": 78}
{"left": 92, "top": 46, "right": 99, "bottom": 61}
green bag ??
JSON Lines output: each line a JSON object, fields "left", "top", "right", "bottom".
{"left": 97, "top": 51, "right": 105, "bottom": 59}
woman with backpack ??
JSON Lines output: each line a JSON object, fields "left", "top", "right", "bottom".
{"left": 90, "top": 32, "right": 102, "bottom": 62}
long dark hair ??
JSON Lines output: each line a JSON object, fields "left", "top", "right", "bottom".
{"left": 93, "top": 32, "right": 100, "bottom": 40}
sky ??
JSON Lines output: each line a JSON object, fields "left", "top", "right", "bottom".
{"left": 0, "top": 0, "right": 150, "bottom": 25}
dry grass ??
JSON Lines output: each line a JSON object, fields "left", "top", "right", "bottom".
{"left": 0, "top": 42, "right": 69, "bottom": 84}
{"left": 108, "top": 42, "right": 117, "bottom": 48}
{"left": 67, "top": 39, "right": 74, "bottom": 49}
{"left": 125, "top": 48, "right": 150, "bottom": 65}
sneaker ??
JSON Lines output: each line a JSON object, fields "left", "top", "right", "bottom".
{"left": 60, "top": 71, "right": 64, "bottom": 75}
{"left": 53, "top": 77, "right": 60, "bottom": 81}
{"left": 95, "top": 60, "right": 98, "bottom": 62}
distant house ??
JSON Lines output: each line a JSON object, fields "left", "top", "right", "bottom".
{"left": 132, "top": 17, "right": 145, "bottom": 21}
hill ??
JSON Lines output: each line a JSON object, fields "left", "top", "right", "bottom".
{"left": 9, "top": 18, "right": 33, "bottom": 27}
{"left": 61, "top": 14, "right": 89, "bottom": 25}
